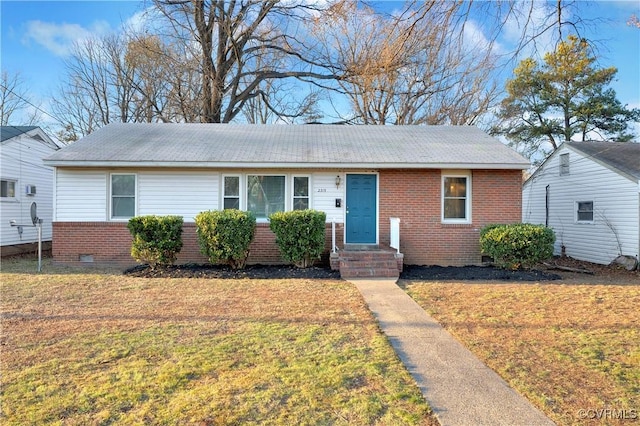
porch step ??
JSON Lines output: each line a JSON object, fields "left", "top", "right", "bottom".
{"left": 337, "top": 249, "right": 401, "bottom": 279}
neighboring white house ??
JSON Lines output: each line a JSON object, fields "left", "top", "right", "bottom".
{"left": 523, "top": 141, "right": 640, "bottom": 265}
{"left": 1, "top": 126, "right": 61, "bottom": 255}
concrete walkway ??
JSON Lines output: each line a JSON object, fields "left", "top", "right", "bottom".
{"left": 350, "top": 279, "right": 555, "bottom": 426}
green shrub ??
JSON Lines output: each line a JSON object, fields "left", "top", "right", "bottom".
{"left": 269, "top": 210, "right": 326, "bottom": 268}
{"left": 480, "top": 223, "right": 555, "bottom": 269}
{"left": 195, "top": 209, "right": 256, "bottom": 269}
{"left": 127, "top": 215, "right": 184, "bottom": 269}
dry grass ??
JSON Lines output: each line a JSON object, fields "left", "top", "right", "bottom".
{"left": 1, "top": 258, "right": 436, "bottom": 425}
{"left": 404, "top": 280, "right": 640, "bottom": 426}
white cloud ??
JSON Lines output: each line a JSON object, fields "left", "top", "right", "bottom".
{"left": 22, "top": 20, "right": 111, "bottom": 57}
{"left": 463, "top": 19, "right": 505, "bottom": 55}
{"left": 501, "top": 2, "right": 568, "bottom": 61}
{"left": 122, "top": 6, "right": 165, "bottom": 34}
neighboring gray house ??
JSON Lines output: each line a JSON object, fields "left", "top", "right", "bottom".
{"left": 1, "top": 126, "right": 61, "bottom": 255}
{"left": 523, "top": 141, "right": 640, "bottom": 265}
{"left": 44, "top": 123, "right": 529, "bottom": 274}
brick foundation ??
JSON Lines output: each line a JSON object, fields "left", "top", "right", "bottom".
{"left": 53, "top": 221, "right": 345, "bottom": 268}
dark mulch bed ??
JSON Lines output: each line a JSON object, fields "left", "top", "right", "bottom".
{"left": 124, "top": 263, "right": 561, "bottom": 281}
{"left": 400, "top": 265, "right": 561, "bottom": 281}
{"left": 123, "top": 263, "right": 342, "bottom": 279}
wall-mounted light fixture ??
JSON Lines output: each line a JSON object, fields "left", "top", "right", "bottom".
{"left": 335, "top": 175, "right": 341, "bottom": 189}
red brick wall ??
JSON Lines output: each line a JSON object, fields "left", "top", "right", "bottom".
{"left": 52, "top": 221, "right": 345, "bottom": 268}
{"left": 378, "top": 169, "right": 522, "bottom": 266}
{"left": 53, "top": 222, "right": 133, "bottom": 265}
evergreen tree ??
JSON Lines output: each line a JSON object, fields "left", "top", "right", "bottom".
{"left": 493, "top": 35, "right": 639, "bottom": 161}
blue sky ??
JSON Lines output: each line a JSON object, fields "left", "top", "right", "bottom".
{"left": 1, "top": 0, "right": 639, "bottom": 128}
{"left": 1, "top": 1, "right": 145, "bottom": 119}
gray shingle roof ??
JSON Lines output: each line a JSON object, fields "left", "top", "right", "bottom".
{"left": 1, "top": 126, "right": 38, "bottom": 142}
{"left": 566, "top": 141, "right": 640, "bottom": 181}
{"left": 44, "top": 123, "right": 529, "bottom": 169}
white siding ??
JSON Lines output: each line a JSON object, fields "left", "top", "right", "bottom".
{"left": 51, "top": 169, "right": 358, "bottom": 227}
{"left": 523, "top": 145, "right": 640, "bottom": 265}
{"left": 138, "top": 171, "right": 218, "bottom": 222}
{"left": 1, "top": 134, "right": 57, "bottom": 246}
{"left": 55, "top": 170, "right": 107, "bottom": 221}
{"left": 311, "top": 172, "right": 345, "bottom": 223}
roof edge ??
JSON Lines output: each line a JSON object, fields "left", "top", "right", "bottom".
{"left": 43, "top": 160, "right": 530, "bottom": 170}
{"left": 565, "top": 143, "right": 639, "bottom": 183}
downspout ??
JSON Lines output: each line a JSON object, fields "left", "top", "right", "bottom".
{"left": 545, "top": 185, "right": 550, "bottom": 227}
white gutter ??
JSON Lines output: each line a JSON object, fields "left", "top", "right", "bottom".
{"left": 43, "top": 161, "right": 531, "bottom": 170}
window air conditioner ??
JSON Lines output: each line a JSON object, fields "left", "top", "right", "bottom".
{"left": 26, "top": 185, "right": 36, "bottom": 196}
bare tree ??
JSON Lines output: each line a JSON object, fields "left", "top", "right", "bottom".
{"left": 52, "top": 32, "right": 186, "bottom": 139}
{"left": 151, "top": 0, "right": 335, "bottom": 123}
{"left": 125, "top": 33, "right": 204, "bottom": 123}
{"left": 51, "top": 0, "right": 596, "bottom": 135}
{"left": 240, "top": 49, "right": 323, "bottom": 124}
{"left": 241, "top": 79, "right": 322, "bottom": 124}
{"left": 311, "top": 1, "right": 504, "bottom": 125}
{"left": 0, "top": 71, "right": 41, "bottom": 125}
{"left": 312, "top": 1, "right": 594, "bottom": 126}
{"left": 124, "top": 35, "right": 175, "bottom": 122}
{"left": 52, "top": 35, "right": 130, "bottom": 138}
{"left": 52, "top": 1, "right": 333, "bottom": 132}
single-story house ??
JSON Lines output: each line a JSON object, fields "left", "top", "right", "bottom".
{"left": 522, "top": 141, "right": 640, "bottom": 265}
{"left": 44, "top": 123, "right": 529, "bottom": 274}
{"left": 1, "top": 126, "right": 60, "bottom": 256}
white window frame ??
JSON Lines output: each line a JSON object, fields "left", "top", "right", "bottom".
{"left": 292, "top": 175, "right": 311, "bottom": 211}
{"left": 110, "top": 173, "right": 137, "bottom": 220}
{"left": 222, "top": 174, "right": 242, "bottom": 210}
{"left": 220, "top": 173, "right": 315, "bottom": 220}
{"left": 560, "top": 153, "right": 570, "bottom": 176}
{"left": 576, "top": 201, "right": 594, "bottom": 223}
{"left": 0, "top": 178, "right": 17, "bottom": 201}
{"left": 441, "top": 171, "right": 472, "bottom": 224}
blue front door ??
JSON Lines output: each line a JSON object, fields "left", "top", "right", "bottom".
{"left": 346, "top": 174, "right": 377, "bottom": 244}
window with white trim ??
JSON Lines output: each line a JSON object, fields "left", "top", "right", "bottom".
{"left": 247, "top": 175, "right": 285, "bottom": 218}
{"left": 223, "top": 175, "right": 240, "bottom": 209}
{"left": 111, "top": 174, "right": 136, "bottom": 219}
{"left": 442, "top": 174, "right": 471, "bottom": 223}
{"left": 292, "top": 176, "right": 309, "bottom": 210}
{"left": 576, "top": 201, "right": 594, "bottom": 222}
{"left": 560, "top": 153, "right": 570, "bottom": 176}
{"left": 1, "top": 179, "right": 16, "bottom": 198}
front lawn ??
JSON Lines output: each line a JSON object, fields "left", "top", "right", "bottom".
{"left": 404, "top": 281, "right": 640, "bottom": 426}
{"left": 1, "top": 259, "right": 436, "bottom": 425}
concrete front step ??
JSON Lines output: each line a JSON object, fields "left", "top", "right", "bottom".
{"left": 336, "top": 249, "right": 401, "bottom": 279}
{"left": 339, "top": 250, "right": 397, "bottom": 259}
{"left": 340, "top": 260, "right": 398, "bottom": 268}
{"left": 340, "top": 268, "right": 400, "bottom": 278}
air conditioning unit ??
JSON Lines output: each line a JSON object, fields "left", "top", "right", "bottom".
{"left": 26, "top": 185, "right": 36, "bottom": 196}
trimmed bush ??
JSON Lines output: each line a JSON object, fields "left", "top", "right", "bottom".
{"left": 195, "top": 209, "right": 256, "bottom": 269}
{"left": 480, "top": 223, "right": 555, "bottom": 270}
{"left": 269, "top": 210, "right": 326, "bottom": 268}
{"left": 127, "top": 215, "right": 184, "bottom": 269}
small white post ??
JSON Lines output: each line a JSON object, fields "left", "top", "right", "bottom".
{"left": 332, "top": 220, "right": 336, "bottom": 253}
{"left": 37, "top": 219, "right": 42, "bottom": 273}
{"left": 390, "top": 217, "right": 400, "bottom": 254}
